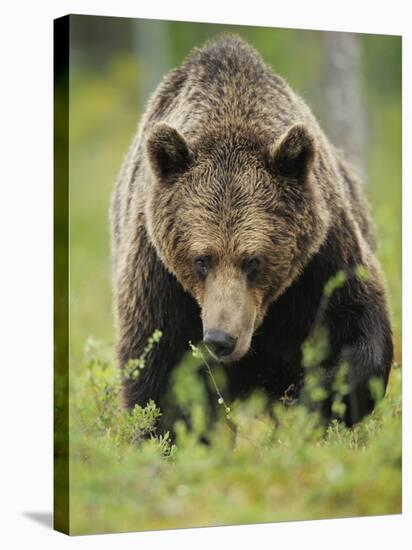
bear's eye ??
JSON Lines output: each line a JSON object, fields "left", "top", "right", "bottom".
{"left": 193, "top": 256, "right": 210, "bottom": 279}
{"left": 242, "top": 256, "right": 265, "bottom": 279}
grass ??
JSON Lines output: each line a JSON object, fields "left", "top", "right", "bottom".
{"left": 65, "top": 34, "right": 402, "bottom": 534}
{"left": 68, "top": 337, "right": 401, "bottom": 535}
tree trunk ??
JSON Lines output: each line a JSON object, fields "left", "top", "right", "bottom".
{"left": 323, "top": 32, "right": 367, "bottom": 182}
{"left": 133, "top": 20, "right": 171, "bottom": 110}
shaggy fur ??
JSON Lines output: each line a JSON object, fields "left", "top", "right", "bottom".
{"left": 110, "top": 36, "right": 393, "bottom": 426}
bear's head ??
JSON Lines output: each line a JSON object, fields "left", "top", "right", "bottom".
{"left": 145, "top": 122, "right": 329, "bottom": 363}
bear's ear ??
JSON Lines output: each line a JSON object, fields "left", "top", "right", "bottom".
{"left": 146, "top": 122, "right": 192, "bottom": 183}
{"left": 269, "top": 124, "right": 315, "bottom": 179}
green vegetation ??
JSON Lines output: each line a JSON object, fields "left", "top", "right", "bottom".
{"left": 65, "top": 19, "right": 401, "bottom": 535}
{"left": 69, "top": 337, "right": 401, "bottom": 534}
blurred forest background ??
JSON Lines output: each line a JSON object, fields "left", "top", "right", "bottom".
{"left": 65, "top": 16, "right": 402, "bottom": 534}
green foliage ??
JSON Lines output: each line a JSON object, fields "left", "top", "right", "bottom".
{"left": 323, "top": 269, "right": 347, "bottom": 297}
{"left": 69, "top": 337, "right": 402, "bottom": 534}
{"left": 69, "top": 308, "right": 401, "bottom": 534}
{"left": 189, "top": 342, "right": 232, "bottom": 418}
{"left": 123, "top": 329, "right": 163, "bottom": 380}
{"left": 302, "top": 325, "right": 330, "bottom": 369}
{"left": 170, "top": 345, "right": 207, "bottom": 413}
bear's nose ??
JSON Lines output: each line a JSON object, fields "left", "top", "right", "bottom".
{"left": 203, "top": 330, "right": 237, "bottom": 358}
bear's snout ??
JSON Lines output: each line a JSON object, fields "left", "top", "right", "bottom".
{"left": 203, "top": 329, "right": 237, "bottom": 359}
{"left": 200, "top": 270, "right": 257, "bottom": 363}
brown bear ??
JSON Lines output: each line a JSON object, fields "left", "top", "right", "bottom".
{"left": 110, "top": 35, "right": 393, "bottom": 427}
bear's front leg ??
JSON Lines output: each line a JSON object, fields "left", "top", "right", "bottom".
{"left": 114, "top": 232, "right": 202, "bottom": 413}
{"left": 336, "top": 333, "right": 393, "bottom": 425}
{"left": 321, "top": 281, "right": 393, "bottom": 425}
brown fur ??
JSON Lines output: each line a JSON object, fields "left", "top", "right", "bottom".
{"left": 110, "top": 35, "right": 393, "bottom": 426}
